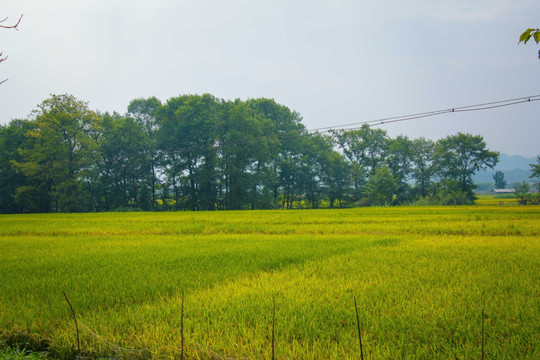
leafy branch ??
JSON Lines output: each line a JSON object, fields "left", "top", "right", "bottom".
{"left": 518, "top": 28, "right": 540, "bottom": 59}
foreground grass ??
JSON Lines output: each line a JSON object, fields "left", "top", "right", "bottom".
{"left": 0, "top": 206, "right": 539, "bottom": 359}
{"left": 0, "top": 343, "right": 47, "bottom": 360}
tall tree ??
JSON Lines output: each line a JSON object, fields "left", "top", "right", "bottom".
{"left": 530, "top": 156, "right": 540, "bottom": 179}
{"left": 529, "top": 156, "right": 540, "bottom": 192}
{"left": 319, "top": 146, "right": 351, "bottom": 208}
{"left": 94, "top": 112, "right": 149, "bottom": 210}
{"left": 410, "top": 137, "right": 435, "bottom": 198}
{"left": 218, "top": 99, "right": 267, "bottom": 210}
{"left": 364, "top": 166, "right": 397, "bottom": 206}
{"left": 0, "top": 119, "right": 36, "bottom": 213}
{"left": 515, "top": 181, "right": 531, "bottom": 205}
{"left": 13, "top": 94, "right": 100, "bottom": 212}
{"left": 127, "top": 97, "right": 162, "bottom": 209}
{"left": 248, "top": 98, "right": 306, "bottom": 207}
{"left": 296, "top": 133, "right": 328, "bottom": 209}
{"left": 434, "top": 133, "right": 499, "bottom": 200}
{"left": 334, "top": 125, "right": 389, "bottom": 201}
{"left": 493, "top": 170, "right": 507, "bottom": 189}
{"left": 386, "top": 135, "right": 413, "bottom": 204}
{"left": 157, "top": 94, "right": 220, "bottom": 210}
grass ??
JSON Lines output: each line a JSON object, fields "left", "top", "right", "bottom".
{"left": 0, "top": 206, "right": 539, "bottom": 359}
{"left": 0, "top": 340, "right": 47, "bottom": 360}
{"left": 475, "top": 194, "right": 519, "bottom": 205}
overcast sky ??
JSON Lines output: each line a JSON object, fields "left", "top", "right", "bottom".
{"left": 1, "top": 0, "right": 539, "bottom": 156}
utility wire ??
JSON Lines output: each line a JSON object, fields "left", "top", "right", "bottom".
{"left": 309, "top": 95, "right": 540, "bottom": 133}
{"left": 367, "top": 99, "right": 540, "bottom": 129}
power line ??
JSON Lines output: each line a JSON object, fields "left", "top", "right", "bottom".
{"left": 308, "top": 95, "right": 540, "bottom": 133}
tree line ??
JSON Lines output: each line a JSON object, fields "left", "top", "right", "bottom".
{"left": 0, "top": 93, "right": 500, "bottom": 213}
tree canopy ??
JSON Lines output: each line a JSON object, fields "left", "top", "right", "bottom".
{"left": 434, "top": 133, "right": 499, "bottom": 200}
{"left": 493, "top": 170, "right": 507, "bottom": 189}
{"left": 0, "top": 93, "right": 502, "bottom": 213}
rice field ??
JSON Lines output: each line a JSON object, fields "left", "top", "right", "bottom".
{"left": 0, "top": 206, "right": 539, "bottom": 359}
{"left": 475, "top": 195, "right": 519, "bottom": 206}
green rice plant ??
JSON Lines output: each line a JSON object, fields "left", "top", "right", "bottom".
{"left": 0, "top": 206, "right": 539, "bottom": 359}
{"left": 475, "top": 195, "right": 518, "bottom": 205}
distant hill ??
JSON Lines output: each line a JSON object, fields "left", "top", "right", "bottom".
{"left": 497, "top": 154, "right": 538, "bottom": 171}
{"left": 473, "top": 154, "right": 537, "bottom": 185}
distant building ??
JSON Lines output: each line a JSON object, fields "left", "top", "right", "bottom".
{"left": 492, "top": 188, "right": 516, "bottom": 194}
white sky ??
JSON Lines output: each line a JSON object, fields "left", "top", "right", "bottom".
{"left": 1, "top": 0, "right": 539, "bottom": 156}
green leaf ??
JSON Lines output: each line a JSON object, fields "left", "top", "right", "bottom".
{"left": 534, "top": 30, "right": 540, "bottom": 44}
{"left": 519, "top": 28, "right": 533, "bottom": 44}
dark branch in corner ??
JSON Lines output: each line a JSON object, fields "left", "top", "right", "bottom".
{"left": 0, "top": 49, "right": 7, "bottom": 84}
{"left": 1, "top": 14, "right": 23, "bottom": 85}
{"left": 0, "top": 14, "right": 23, "bottom": 30}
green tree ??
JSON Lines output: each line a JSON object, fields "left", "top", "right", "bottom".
{"left": 493, "top": 170, "right": 507, "bottom": 189}
{"left": 296, "top": 133, "right": 329, "bottom": 209}
{"left": 515, "top": 181, "right": 531, "bottom": 205}
{"left": 13, "top": 94, "right": 99, "bottom": 212}
{"left": 410, "top": 137, "right": 435, "bottom": 198}
{"left": 434, "top": 133, "right": 499, "bottom": 201}
{"left": 277, "top": 151, "right": 302, "bottom": 209}
{"left": 156, "top": 96, "right": 189, "bottom": 210}
{"left": 530, "top": 156, "right": 540, "bottom": 179}
{"left": 334, "top": 125, "right": 389, "bottom": 202}
{"left": 127, "top": 97, "right": 162, "bottom": 209}
{"left": 320, "top": 148, "right": 351, "bottom": 208}
{"left": 519, "top": 28, "right": 540, "bottom": 59}
{"left": 0, "top": 119, "right": 39, "bottom": 213}
{"left": 248, "top": 98, "right": 305, "bottom": 208}
{"left": 529, "top": 155, "right": 540, "bottom": 192}
{"left": 218, "top": 99, "right": 267, "bottom": 210}
{"left": 430, "top": 179, "right": 473, "bottom": 205}
{"left": 386, "top": 135, "right": 413, "bottom": 204}
{"left": 364, "top": 166, "right": 397, "bottom": 206}
{"left": 94, "top": 113, "right": 149, "bottom": 211}
{"left": 157, "top": 94, "right": 220, "bottom": 210}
